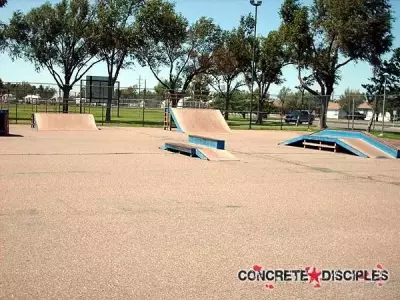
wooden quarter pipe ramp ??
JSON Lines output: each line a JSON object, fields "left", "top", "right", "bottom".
{"left": 169, "top": 108, "right": 231, "bottom": 134}
{"left": 32, "top": 113, "right": 98, "bottom": 131}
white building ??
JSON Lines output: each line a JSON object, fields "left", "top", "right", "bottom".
{"left": 0, "top": 93, "right": 16, "bottom": 102}
{"left": 24, "top": 94, "right": 41, "bottom": 104}
{"left": 327, "top": 102, "right": 346, "bottom": 119}
{"left": 357, "top": 102, "right": 391, "bottom": 121}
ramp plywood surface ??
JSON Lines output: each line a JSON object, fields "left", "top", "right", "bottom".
{"left": 339, "top": 138, "right": 391, "bottom": 158}
{"left": 197, "top": 148, "right": 238, "bottom": 161}
{"left": 170, "top": 108, "right": 231, "bottom": 134}
{"left": 33, "top": 113, "right": 98, "bottom": 131}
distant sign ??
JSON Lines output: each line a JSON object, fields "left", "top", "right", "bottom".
{"left": 85, "top": 76, "right": 118, "bottom": 103}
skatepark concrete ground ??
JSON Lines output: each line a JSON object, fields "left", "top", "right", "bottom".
{"left": 1, "top": 125, "right": 400, "bottom": 299}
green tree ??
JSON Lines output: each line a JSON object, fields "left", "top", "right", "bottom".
{"left": 37, "top": 84, "right": 57, "bottom": 99}
{"left": 363, "top": 48, "right": 400, "bottom": 130}
{"left": 209, "top": 18, "right": 252, "bottom": 120}
{"left": 120, "top": 86, "right": 137, "bottom": 99}
{"left": 211, "top": 90, "right": 250, "bottom": 119}
{"left": 5, "top": 0, "right": 101, "bottom": 113}
{"left": 136, "top": 0, "right": 222, "bottom": 107}
{"left": 338, "top": 88, "right": 364, "bottom": 114}
{"left": 280, "top": 0, "right": 393, "bottom": 129}
{"left": 278, "top": 86, "right": 291, "bottom": 129}
{"left": 154, "top": 81, "right": 167, "bottom": 97}
{"left": 189, "top": 74, "right": 211, "bottom": 102}
{"left": 245, "top": 29, "right": 289, "bottom": 124}
{"left": 93, "top": 0, "right": 143, "bottom": 121}
{"left": 0, "top": 81, "right": 58, "bottom": 100}
{"left": 0, "top": 0, "right": 7, "bottom": 50}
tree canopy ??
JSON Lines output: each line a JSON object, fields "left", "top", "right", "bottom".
{"left": 245, "top": 28, "right": 289, "bottom": 124}
{"left": 338, "top": 88, "right": 364, "bottom": 114}
{"left": 93, "top": 0, "right": 143, "bottom": 121}
{"left": 209, "top": 17, "right": 252, "bottom": 120}
{"left": 5, "top": 0, "right": 101, "bottom": 112}
{"left": 136, "top": 0, "right": 222, "bottom": 106}
{"left": 362, "top": 47, "right": 400, "bottom": 129}
{"left": 0, "top": 0, "right": 8, "bottom": 49}
{"left": 280, "top": 0, "right": 393, "bottom": 129}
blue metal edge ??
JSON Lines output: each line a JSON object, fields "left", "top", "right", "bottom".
{"left": 313, "top": 129, "right": 362, "bottom": 138}
{"left": 188, "top": 135, "right": 225, "bottom": 150}
{"left": 359, "top": 134, "right": 399, "bottom": 158}
{"left": 278, "top": 135, "right": 306, "bottom": 145}
{"left": 195, "top": 149, "right": 209, "bottom": 160}
{"left": 315, "top": 130, "right": 399, "bottom": 158}
{"left": 168, "top": 108, "right": 184, "bottom": 133}
{"left": 280, "top": 135, "right": 369, "bottom": 158}
{"left": 162, "top": 143, "right": 203, "bottom": 158}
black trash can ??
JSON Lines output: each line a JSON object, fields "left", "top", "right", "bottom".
{"left": 0, "top": 110, "right": 9, "bottom": 136}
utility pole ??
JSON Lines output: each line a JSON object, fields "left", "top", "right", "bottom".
{"left": 249, "top": 0, "right": 262, "bottom": 129}
{"left": 380, "top": 73, "right": 388, "bottom": 136}
{"left": 352, "top": 97, "right": 355, "bottom": 130}
{"left": 142, "top": 79, "right": 146, "bottom": 127}
{"left": 138, "top": 76, "right": 142, "bottom": 108}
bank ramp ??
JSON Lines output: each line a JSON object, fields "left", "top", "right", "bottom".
{"left": 161, "top": 113, "right": 238, "bottom": 162}
{"left": 280, "top": 130, "right": 400, "bottom": 159}
{"left": 32, "top": 113, "right": 98, "bottom": 131}
{"left": 169, "top": 108, "right": 231, "bottom": 134}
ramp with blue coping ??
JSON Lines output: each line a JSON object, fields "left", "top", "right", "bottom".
{"left": 188, "top": 135, "right": 225, "bottom": 150}
{"left": 160, "top": 142, "right": 198, "bottom": 157}
{"left": 160, "top": 141, "right": 238, "bottom": 161}
{"left": 168, "top": 108, "right": 231, "bottom": 134}
{"left": 280, "top": 130, "right": 400, "bottom": 159}
{"left": 160, "top": 134, "right": 237, "bottom": 161}
{"left": 162, "top": 108, "right": 236, "bottom": 160}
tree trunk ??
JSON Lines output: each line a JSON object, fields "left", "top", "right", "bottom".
{"left": 224, "top": 86, "right": 230, "bottom": 120}
{"left": 319, "top": 98, "right": 328, "bottom": 129}
{"left": 105, "top": 77, "right": 114, "bottom": 122}
{"left": 367, "top": 111, "right": 376, "bottom": 132}
{"left": 256, "top": 99, "right": 264, "bottom": 125}
{"left": 62, "top": 85, "right": 71, "bottom": 113}
{"left": 318, "top": 86, "right": 333, "bottom": 129}
{"left": 168, "top": 89, "right": 181, "bottom": 108}
{"left": 224, "top": 97, "right": 229, "bottom": 120}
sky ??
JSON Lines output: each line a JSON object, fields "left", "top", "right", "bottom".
{"left": 0, "top": 0, "right": 400, "bottom": 97}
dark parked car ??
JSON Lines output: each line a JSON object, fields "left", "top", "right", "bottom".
{"left": 345, "top": 112, "right": 366, "bottom": 120}
{"left": 285, "top": 110, "right": 314, "bottom": 125}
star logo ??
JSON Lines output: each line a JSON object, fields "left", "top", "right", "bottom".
{"left": 307, "top": 267, "right": 322, "bottom": 285}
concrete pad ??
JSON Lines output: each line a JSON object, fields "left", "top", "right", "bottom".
{"left": 0, "top": 126, "right": 400, "bottom": 299}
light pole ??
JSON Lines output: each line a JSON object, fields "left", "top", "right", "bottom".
{"left": 249, "top": 0, "right": 262, "bottom": 129}
{"left": 380, "top": 73, "right": 389, "bottom": 136}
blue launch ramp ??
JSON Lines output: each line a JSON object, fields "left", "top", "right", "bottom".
{"left": 161, "top": 109, "right": 236, "bottom": 161}
{"left": 280, "top": 130, "right": 400, "bottom": 159}
{"left": 160, "top": 141, "right": 238, "bottom": 161}
{"left": 160, "top": 135, "right": 237, "bottom": 161}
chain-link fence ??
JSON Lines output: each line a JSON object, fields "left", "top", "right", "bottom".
{"left": 1, "top": 82, "right": 399, "bottom": 132}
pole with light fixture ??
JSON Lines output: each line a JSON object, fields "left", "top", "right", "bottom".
{"left": 249, "top": 0, "right": 262, "bottom": 129}
{"left": 380, "top": 73, "right": 389, "bottom": 136}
